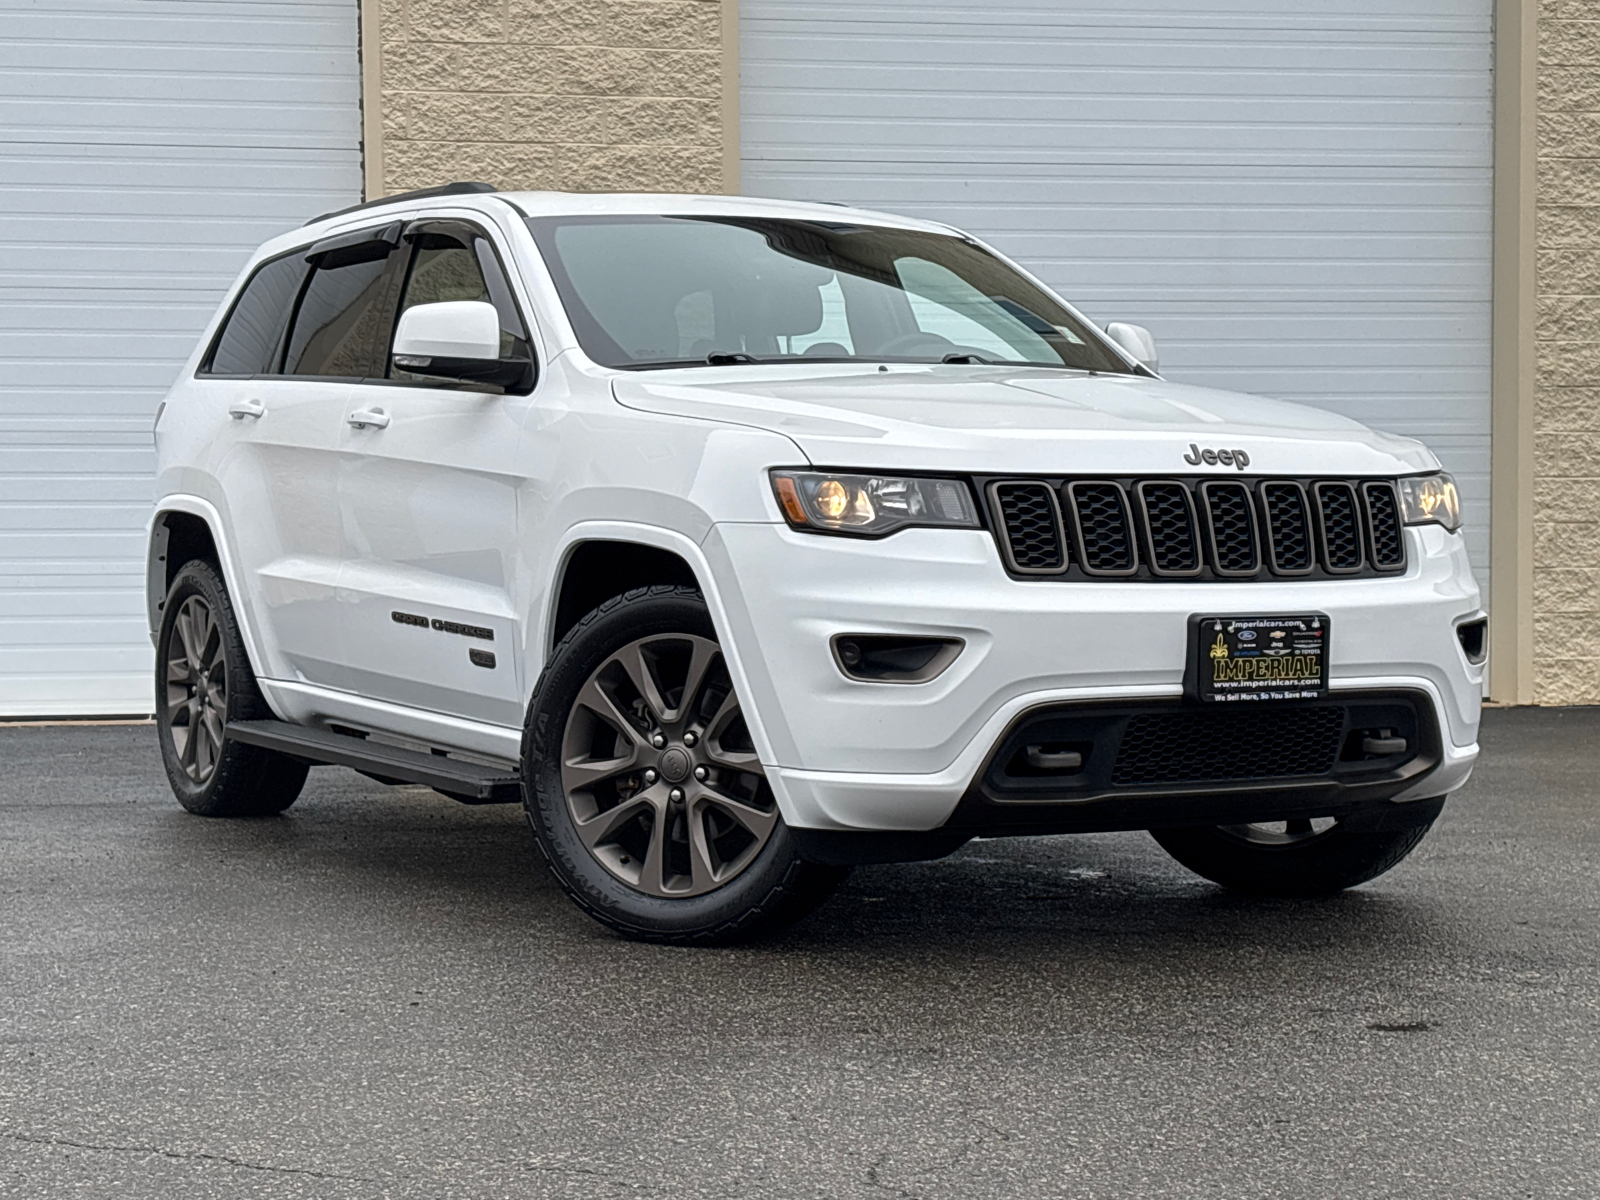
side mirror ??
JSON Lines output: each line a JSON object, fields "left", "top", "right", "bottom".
{"left": 1106, "top": 322, "right": 1159, "bottom": 375}
{"left": 391, "top": 300, "right": 526, "bottom": 387}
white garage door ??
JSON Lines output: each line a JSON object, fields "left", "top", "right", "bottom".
{"left": 741, "top": 0, "right": 1493, "bottom": 593}
{"left": 0, "top": 0, "right": 361, "bottom": 716}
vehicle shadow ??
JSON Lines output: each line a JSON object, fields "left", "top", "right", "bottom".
{"left": 192, "top": 763, "right": 1474, "bottom": 994}
{"left": 70, "top": 716, "right": 1479, "bottom": 1013}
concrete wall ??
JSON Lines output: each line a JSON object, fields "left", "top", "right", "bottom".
{"left": 362, "top": 0, "right": 1599, "bottom": 705}
{"left": 373, "top": 0, "right": 730, "bottom": 195}
{"left": 1535, "top": 7, "right": 1600, "bottom": 703}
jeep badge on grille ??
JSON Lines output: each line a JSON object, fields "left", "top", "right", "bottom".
{"left": 1183, "top": 443, "right": 1251, "bottom": 470}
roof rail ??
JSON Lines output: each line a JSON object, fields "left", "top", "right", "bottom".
{"left": 305, "top": 181, "right": 498, "bottom": 227}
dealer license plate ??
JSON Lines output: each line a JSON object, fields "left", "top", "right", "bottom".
{"left": 1191, "top": 614, "right": 1329, "bottom": 703}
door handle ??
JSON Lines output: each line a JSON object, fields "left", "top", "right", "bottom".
{"left": 347, "top": 407, "right": 390, "bottom": 430}
{"left": 228, "top": 399, "right": 265, "bottom": 420}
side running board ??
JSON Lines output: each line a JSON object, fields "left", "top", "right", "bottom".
{"left": 226, "top": 719, "right": 521, "bottom": 804}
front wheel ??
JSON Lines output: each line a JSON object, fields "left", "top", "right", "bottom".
{"left": 1151, "top": 813, "right": 1436, "bottom": 897}
{"left": 522, "top": 586, "right": 846, "bottom": 944}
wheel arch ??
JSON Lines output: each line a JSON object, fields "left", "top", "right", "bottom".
{"left": 540, "top": 523, "right": 782, "bottom": 776}
{"left": 548, "top": 538, "right": 702, "bottom": 650}
{"left": 146, "top": 496, "right": 270, "bottom": 683}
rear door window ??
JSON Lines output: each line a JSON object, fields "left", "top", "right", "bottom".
{"left": 283, "top": 242, "right": 404, "bottom": 378}
{"left": 203, "top": 252, "right": 309, "bottom": 375}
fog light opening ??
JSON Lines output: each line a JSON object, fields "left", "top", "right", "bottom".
{"left": 831, "top": 635, "right": 963, "bottom": 683}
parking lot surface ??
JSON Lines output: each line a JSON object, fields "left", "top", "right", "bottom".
{"left": 1, "top": 708, "right": 1597, "bottom": 1199}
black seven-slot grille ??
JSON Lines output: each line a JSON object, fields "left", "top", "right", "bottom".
{"left": 983, "top": 476, "right": 1407, "bottom": 582}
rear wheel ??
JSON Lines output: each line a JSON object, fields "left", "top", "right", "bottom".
{"left": 156, "top": 560, "right": 308, "bottom": 816}
{"left": 1151, "top": 814, "right": 1435, "bottom": 897}
{"left": 523, "top": 586, "right": 846, "bottom": 944}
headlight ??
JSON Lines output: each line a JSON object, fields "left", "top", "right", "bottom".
{"left": 1398, "top": 472, "right": 1462, "bottom": 532}
{"left": 771, "top": 470, "right": 980, "bottom": 536}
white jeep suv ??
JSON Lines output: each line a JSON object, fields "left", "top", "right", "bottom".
{"left": 148, "top": 183, "right": 1485, "bottom": 943}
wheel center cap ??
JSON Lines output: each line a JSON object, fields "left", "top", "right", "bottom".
{"left": 658, "top": 746, "right": 692, "bottom": 783}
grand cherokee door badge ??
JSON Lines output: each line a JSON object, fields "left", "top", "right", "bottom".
{"left": 391, "top": 610, "right": 495, "bottom": 641}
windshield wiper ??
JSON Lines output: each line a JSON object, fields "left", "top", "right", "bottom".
{"left": 705, "top": 351, "right": 760, "bottom": 365}
{"left": 940, "top": 352, "right": 994, "bottom": 365}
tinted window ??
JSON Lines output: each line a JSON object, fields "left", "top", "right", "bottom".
{"left": 283, "top": 252, "right": 400, "bottom": 378}
{"left": 525, "top": 215, "right": 1131, "bottom": 374}
{"left": 391, "top": 226, "right": 532, "bottom": 383}
{"left": 206, "top": 253, "right": 308, "bottom": 375}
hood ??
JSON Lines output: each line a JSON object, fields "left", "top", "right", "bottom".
{"left": 611, "top": 363, "right": 1437, "bottom": 477}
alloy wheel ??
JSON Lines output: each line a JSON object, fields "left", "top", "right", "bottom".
{"left": 1216, "top": 816, "right": 1340, "bottom": 846}
{"left": 165, "top": 595, "right": 228, "bottom": 784}
{"left": 560, "top": 634, "right": 776, "bottom": 897}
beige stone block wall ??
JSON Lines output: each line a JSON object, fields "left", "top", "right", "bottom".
{"left": 375, "top": 0, "right": 728, "bottom": 194}
{"left": 1534, "top": 4, "right": 1600, "bottom": 703}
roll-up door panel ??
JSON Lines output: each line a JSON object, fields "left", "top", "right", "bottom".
{"left": 0, "top": 0, "right": 360, "bottom": 715}
{"left": 741, "top": 0, "right": 1493, "bottom": 596}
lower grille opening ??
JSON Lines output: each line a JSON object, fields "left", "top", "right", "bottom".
{"left": 1111, "top": 708, "right": 1345, "bottom": 785}
{"left": 981, "top": 695, "right": 1429, "bottom": 802}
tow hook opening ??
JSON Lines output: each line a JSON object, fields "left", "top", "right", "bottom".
{"left": 1343, "top": 727, "right": 1408, "bottom": 762}
{"left": 1009, "top": 741, "right": 1093, "bottom": 777}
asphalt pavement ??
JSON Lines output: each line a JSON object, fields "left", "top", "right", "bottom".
{"left": 1, "top": 708, "right": 1596, "bottom": 1199}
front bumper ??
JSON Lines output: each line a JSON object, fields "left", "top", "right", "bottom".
{"left": 704, "top": 521, "right": 1483, "bottom": 833}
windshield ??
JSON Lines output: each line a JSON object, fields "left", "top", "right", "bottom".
{"left": 524, "top": 215, "right": 1134, "bottom": 373}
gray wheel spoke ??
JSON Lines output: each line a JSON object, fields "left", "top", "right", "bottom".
{"left": 700, "top": 688, "right": 760, "bottom": 770}
{"left": 561, "top": 749, "right": 642, "bottom": 793}
{"left": 676, "top": 640, "right": 721, "bottom": 723}
{"left": 195, "top": 719, "right": 215, "bottom": 779}
{"left": 703, "top": 741, "right": 761, "bottom": 772}
{"left": 637, "top": 804, "right": 669, "bottom": 894}
{"left": 178, "top": 712, "right": 198, "bottom": 770}
{"left": 202, "top": 704, "right": 225, "bottom": 755}
{"left": 172, "top": 719, "right": 193, "bottom": 769}
{"left": 574, "top": 793, "right": 655, "bottom": 851}
{"left": 686, "top": 805, "right": 719, "bottom": 892}
{"left": 198, "top": 610, "right": 220, "bottom": 671}
{"left": 696, "top": 787, "right": 778, "bottom": 844}
{"left": 615, "top": 642, "right": 672, "bottom": 727}
{"left": 175, "top": 604, "right": 201, "bottom": 671}
{"left": 573, "top": 677, "right": 650, "bottom": 750}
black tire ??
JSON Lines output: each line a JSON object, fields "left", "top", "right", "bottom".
{"left": 156, "top": 560, "right": 308, "bottom": 817}
{"left": 1150, "top": 815, "right": 1435, "bottom": 897}
{"left": 522, "top": 585, "right": 847, "bottom": 945}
